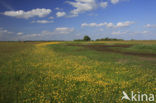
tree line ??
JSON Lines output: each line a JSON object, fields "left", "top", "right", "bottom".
{"left": 74, "top": 36, "right": 124, "bottom": 41}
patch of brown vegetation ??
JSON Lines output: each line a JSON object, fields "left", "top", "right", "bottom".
{"left": 68, "top": 44, "right": 156, "bottom": 58}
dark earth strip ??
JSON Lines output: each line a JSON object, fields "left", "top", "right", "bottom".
{"left": 67, "top": 44, "right": 156, "bottom": 58}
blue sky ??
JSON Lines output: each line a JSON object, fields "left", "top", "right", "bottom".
{"left": 0, "top": 0, "right": 156, "bottom": 41}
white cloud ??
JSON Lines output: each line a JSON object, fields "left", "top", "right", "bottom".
{"left": 67, "top": 0, "right": 97, "bottom": 16}
{"left": 3, "top": 8, "right": 52, "bottom": 19}
{"left": 110, "top": 0, "right": 120, "bottom": 4}
{"left": 19, "top": 33, "right": 42, "bottom": 40}
{"left": 17, "top": 32, "right": 23, "bottom": 36}
{"left": 81, "top": 22, "right": 107, "bottom": 27}
{"left": 55, "top": 7, "right": 61, "bottom": 10}
{"left": 55, "top": 27, "right": 74, "bottom": 34}
{"left": 0, "top": 28, "right": 15, "bottom": 41}
{"left": 112, "top": 31, "right": 128, "bottom": 35}
{"left": 32, "top": 20, "right": 54, "bottom": 24}
{"left": 110, "top": 0, "right": 129, "bottom": 4}
{"left": 145, "top": 24, "right": 156, "bottom": 28}
{"left": 142, "top": 31, "right": 149, "bottom": 34}
{"left": 20, "top": 27, "right": 74, "bottom": 40}
{"left": 68, "top": 0, "right": 125, "bottom": 17}
{"left": 112, "top": 30, "right": 150, "bottom": 35}
{"left": 106, "top": 23, "right": 115, "bottom": 28}
{"left": 49, "top": 16, "right": 54, "bottom": 19}
{"left": 56, "top": 12, "right": 66, "bottom": 17}
{"left": 100, "top": 2, "right": 108, "bottom": 8}
{"left": 0, "top": 28, "right": 13, "bottom": 34}
{"left": 116, "top": 21, "right": 135, "bottom": 27}
{"left": 81, "top": 21, "right": 134, "bottom": 28}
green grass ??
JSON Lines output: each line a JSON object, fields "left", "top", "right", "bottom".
{"left": 0, "top": 41, "right": 155, "bottom": 103}
{"left": 125, "top": 44, "right": 156, "bottom": 54}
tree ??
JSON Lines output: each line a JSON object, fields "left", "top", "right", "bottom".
{"left": 83, "top": 35, "right": 91, "bottom": 41}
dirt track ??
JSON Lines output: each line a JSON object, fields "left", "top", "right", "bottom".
{"left": 68, "top": 44, "right": 156, "bottom": 58}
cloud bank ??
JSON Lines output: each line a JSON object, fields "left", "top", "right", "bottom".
{"left": 81, "top": 21, "right": 135, "bottom": 28}
{"left": 3, "top": 8, "right": 52, "bottom": 19}
{"left": 32, "top": 20, "right": 54, "bottom": 24}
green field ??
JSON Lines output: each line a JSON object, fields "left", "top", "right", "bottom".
{"left": 0, "top": 41, "right": 156, "bottom": 103}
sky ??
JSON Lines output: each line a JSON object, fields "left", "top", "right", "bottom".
{"left": 0, "top": 0, "right": 156, "bottom": 41}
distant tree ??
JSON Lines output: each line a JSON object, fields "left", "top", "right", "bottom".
{"left": 83, "top": 35, "right": 91, "bottom": 41}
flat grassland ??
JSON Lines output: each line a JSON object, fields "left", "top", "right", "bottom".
{"left": 0, "top": 41, "right": 156, "bottom": 103}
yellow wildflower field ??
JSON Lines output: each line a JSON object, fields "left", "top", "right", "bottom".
{"left": 0, "top": 41, "right": 155, "bottom": 103}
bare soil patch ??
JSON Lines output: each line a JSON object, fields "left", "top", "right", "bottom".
{"left": 67, "top": 44, "right": 156, "bottom": 58}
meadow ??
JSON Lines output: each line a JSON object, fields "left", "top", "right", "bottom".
{"left": 0, "top": 41, "right": 156, "bottom": 103}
